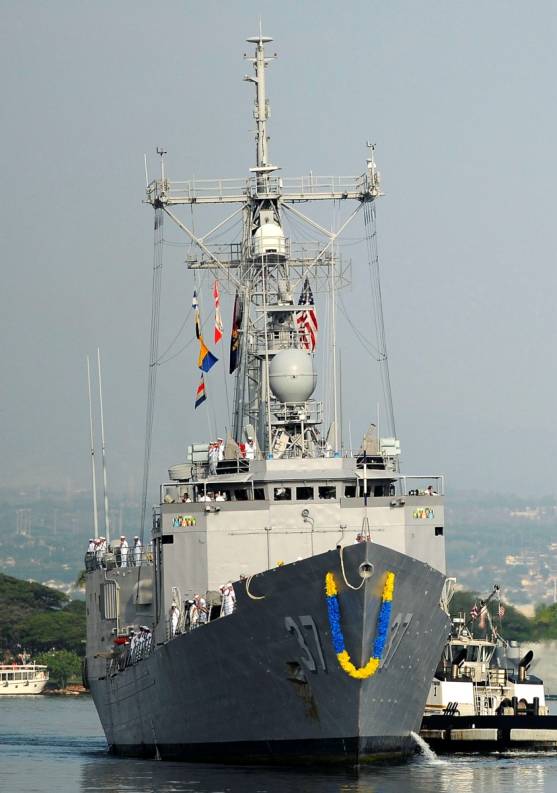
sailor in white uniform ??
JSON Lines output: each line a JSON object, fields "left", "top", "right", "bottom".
{"left": 170, "top": 604, "right": 180, "bottom": 637}
{"left": 219, "top": 582, "right": 236, "bottom": 616}
{"left": 245, "top": 436, "right": 256, "bottom": 460}
{"left": 208, "top": 442, "right": 219, "bottom": 475}
{"left": 120, "top": 536, "right": 129, "bottom": 568}
{"left": 133, "top": 536, "right": 142, "bottom": 566}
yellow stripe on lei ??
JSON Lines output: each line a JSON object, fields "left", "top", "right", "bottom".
{"left": 325, "top": 569, "right": 396, "bottom": 680}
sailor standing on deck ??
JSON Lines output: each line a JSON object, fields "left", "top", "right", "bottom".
{"left": 191, "top": 594, "right": 207, "bottom": 627}
{"left": 129, "top": 630, "right": 138, "bottom": 663}
{"left": 208, "top": 442, "right": 219, "bottom": 475}
{"left": 119, "top": 536, "right": 129, "bottom": 568}
{"left": 170, "top": 604, "right": 180, "bottom": 637}
{"left": 245, "top": 436, "right": 256, "bottom": 460}
{"left": 98, "top": 537, "right": 107, "bottom": 567}
{"left": 133, "top": 536, "right": 142, "bottom": 566}
{"left": 87, "top": 538, "right": 95, "bottom": 554}
{"left": 219, "top": 582, "right": 236, "bottom": 616}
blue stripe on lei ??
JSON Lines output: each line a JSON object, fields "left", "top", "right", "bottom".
{"left": 372, "top": 600, "right": 392, "bottom": 658}
{"left": 326, "top": 595, "right": 345, "bottom": 654}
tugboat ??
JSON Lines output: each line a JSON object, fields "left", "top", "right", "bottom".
{"left": 421, "top": 585, "right": 557, "bottom": 751}
{"left": 84, "top": 31, "right": 451, "bottom": 765}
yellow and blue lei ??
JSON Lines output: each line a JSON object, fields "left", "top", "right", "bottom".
{"left": 325, "top": 570, "right": 395, "bottom": 679}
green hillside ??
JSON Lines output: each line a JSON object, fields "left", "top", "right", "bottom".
{"left": 0, "top": 573, "right": 85, "bottom": 656}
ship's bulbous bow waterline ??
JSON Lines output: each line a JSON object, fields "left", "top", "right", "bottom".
{"left": 89, "top": 543, "right": 449, "bottom": 764}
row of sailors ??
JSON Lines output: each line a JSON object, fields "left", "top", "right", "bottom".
{"left": 113, "top": 625, "right": 153, "bottom": 670}
{"left": 165, "top": 489, "right": 227, "bottom": 504}
{"left": 169, "top": 583, "right": 236, "bottom": 637}
{"left": 87, "top": 536, "right": 143, "bottom": 567}
{"left": 208, "top": 436, "right": 257, "bottom": 475}
{"left": 129, "top": 625, "right": 152, "bottom": 661}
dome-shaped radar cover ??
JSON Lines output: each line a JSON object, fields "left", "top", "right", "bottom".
{"left": 269, "top": 349, "right": 317, "bottom": 403}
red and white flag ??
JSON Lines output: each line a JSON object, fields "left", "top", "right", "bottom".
{"left": 498, "top": 603, "right": 505, "bottom": 620}
{"left": 470, "top": 603, "right": 479, "bottom": 620}
{"left": 213, "top": 280, "right": 223, "bottom": 344}
{"left": 296, "top": 276, "right": 318, "bottom": 352}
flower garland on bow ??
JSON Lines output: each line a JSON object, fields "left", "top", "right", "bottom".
{"left": 325, "top": 570, "right": 395, "bottom": 679}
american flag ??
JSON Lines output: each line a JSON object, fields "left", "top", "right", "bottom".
{"left": 498, "top": 603, "right": 505, "bottom": 619}
{"left": 470, "top": 603, "right": 479, "bottom": 620}
{"left": 296, "top": 276, "right": 318, "bottom": 351}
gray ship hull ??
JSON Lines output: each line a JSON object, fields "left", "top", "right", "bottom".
{"left": 88, "top": 543, "right": 449, "bottom": 764}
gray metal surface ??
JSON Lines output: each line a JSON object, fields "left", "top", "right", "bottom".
{"left": 87, "top": 542, "right": 449, "bottom": 763}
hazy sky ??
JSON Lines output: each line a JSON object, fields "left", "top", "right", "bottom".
{"left": 1, "top": 1, "right": 556, "bottom": 500}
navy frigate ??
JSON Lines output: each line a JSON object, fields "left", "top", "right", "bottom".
{"left": 84, "top": 32, "right": 451, "bottom": 764}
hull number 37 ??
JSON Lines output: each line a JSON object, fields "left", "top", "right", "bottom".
{"left": 284, "top": 612, "right": 413, "bottom": 673}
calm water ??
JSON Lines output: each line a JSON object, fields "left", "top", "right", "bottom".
{"left": 1, "top": 696, "right": 557, "bottom": 793}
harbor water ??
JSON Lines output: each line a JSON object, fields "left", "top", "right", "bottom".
{"left": 1, "top": 696, "right": 557, "bottom": 793}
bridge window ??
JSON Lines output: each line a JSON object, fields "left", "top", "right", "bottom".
{"left": 254, "top": 488, "right": 266, "bottom": 500}
{"left": 344, "top": 485, "right": 356, "bottom": 498}
{"left": 466, "top": 646, "right": 479, "bottom": 662}
{"left": 318, "top": 485, "right": 336, "bottom": 500}
{"left": 274, "top": 487, "right": 291, "bottom": 501}
{"left": 296, "top": 486, "right": 314, "bottom": 500}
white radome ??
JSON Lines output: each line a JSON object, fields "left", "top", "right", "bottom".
{"left": 269, "top": 348, "right": 316, "bottom": 403}
{"left": 252, "top": 217, "right": 286, "bottom": 258}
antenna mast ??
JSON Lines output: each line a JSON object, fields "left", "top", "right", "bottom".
{"left": 86, "top": 356, "right": 99, "bottom": 539}
{"left": 97, "top": 348, "right": 111, "bottom": 543}
{"left": 245, "top": 30, "right": 274, "bottom": 169}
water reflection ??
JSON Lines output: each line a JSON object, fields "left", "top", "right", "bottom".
{"left": 4, "top": 697, "right": 557, "bottom": 793}
{"left": 78, "top": 752, "right": 557, "bottom": 793}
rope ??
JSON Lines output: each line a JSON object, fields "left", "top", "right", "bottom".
{"left": 339, "top": 544, "right": 365, "bottom": 591}
{"left": 139, "top": 207, "right": 164, "bottom": 544}
{"left": 363, "top": 201, "right": 397, "bottom": 438}
{"left": 338, "top": 294, "right": 382, "bottom": 359}
{"left": 245, "top": 575, "right": 266, "bottom": 600}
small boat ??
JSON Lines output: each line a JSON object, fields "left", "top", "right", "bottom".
{"left": 0, "top": 663, "right": 49, "bottom": 695}
{"left": 421, "top": 587, "right": 557, "bottom": 751}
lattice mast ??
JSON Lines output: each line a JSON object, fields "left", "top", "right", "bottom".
{"left": 145, "top": 32, "right": 383, "bottom": 457}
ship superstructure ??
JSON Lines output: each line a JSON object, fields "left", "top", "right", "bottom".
{"left": 85, "top": 32, "right": 451, "bottom": 765}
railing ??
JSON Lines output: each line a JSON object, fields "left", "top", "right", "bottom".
{"left": 167, "top": 598, "right": 236, "bottom": 641}
{"left": 184, "top": 240, "right": 341, "bottom": 271}
{"left": 271, "top": 400, "right": 323, "bottom": 427}
{"left": 108, "top": 632, "right": 154, "bottom": 676}
{"left": 147, "top": 177, "right": 250, "bottom": 203}
{"left": 84, "top": 549, "right": 153, "bottom": 573}
{"left": 399, "top": 475, "right": 445, "bottom": 497}
{"left": 146, "top": 173, "right": 374, "bottom": 206}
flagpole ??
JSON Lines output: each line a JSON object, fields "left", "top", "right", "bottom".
{"left": 330, "top": 240, "right": 339, "bottom": 453}
{"left": 97, "top": 348, "right": 111, "bottom": 544}
{"left": 86, "top": 356, "right": 99, "bottom": 540}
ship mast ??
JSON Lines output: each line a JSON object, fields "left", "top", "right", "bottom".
{"left": 244, "top": 31, "right": 274, "bottom": 172}
{"left": 145, "top": 31, "right": 383, "bottom": 459}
